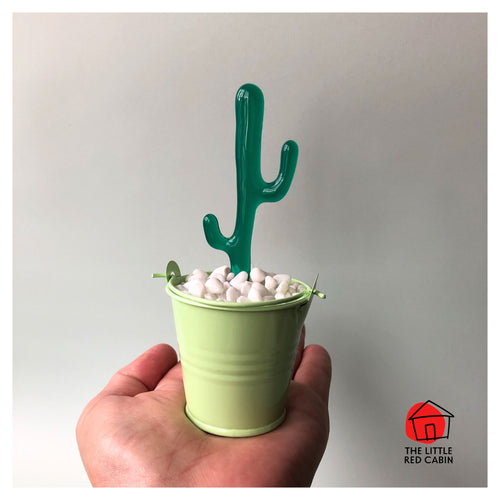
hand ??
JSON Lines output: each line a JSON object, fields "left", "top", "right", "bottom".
{"left": 76, "top": 327, "right": 331, "bottom": 487}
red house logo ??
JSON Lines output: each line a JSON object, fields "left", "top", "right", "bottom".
{"left": 406, "top": 400, "right": 454, "bottom": 444}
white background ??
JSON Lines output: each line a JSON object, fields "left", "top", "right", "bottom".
{"left": 12, "top": 12, "right": 486, "bottom": 486}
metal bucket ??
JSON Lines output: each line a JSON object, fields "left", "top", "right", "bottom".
{"left": 161, "top": 261, "right": 320, "bottom": 437}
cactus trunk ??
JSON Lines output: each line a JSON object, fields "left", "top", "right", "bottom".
{"left": 203, "top": 84, "right": 298, "bottom": 274}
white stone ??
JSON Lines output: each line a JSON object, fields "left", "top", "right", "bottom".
{"left": 250, "top": 267, "right": 266, "bottom": 283}
{"left": 212, "top": 265, "right": 230, "bottom": 278}
{"left": 180, "top": 265, "right": 300, "bottom": 303}
{"left": 187, "top": 279, "right": 205, "bottom": 298}
{"left": 251, "top": 282, "right": 268, "bottom": 296}
{"left": 265, "top": 275, "right": 278, "bottom": 292}
{"left": 230, "top": 271, "right": 248, "bottom": 287}
{"left": 248, "top": 287, "right": 263, "bottom": 302}
{"left": 274, "top": 274, "right": 291, "bottom": 284}
{"left": 209, "top": 272, "right": 226, "bottom": 283}
{"left": 277, "top": 280, "right": 290, "bottom": 295}
{"left": 187, "top": 269, "right": 208, "bottom": 281}
{"left": 226, "top": 286, "right": 240, "bottom": 302}
{"left": 205, "top": 277, "right": 224, "bottom": 294}
{"left": 239, "top": 282, "right": 252, "bottom": 296}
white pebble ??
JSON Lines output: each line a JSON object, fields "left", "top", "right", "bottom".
{"left": 230, "top": 271, "right": 248, "bottom": 287}
{"left": 239, "top": 282, "right": 252, "bottom": 296}
{"left": 179, "top": 266, "right": 301, "bottom": 303}
{"left": 248, "top": 287, "right": 263, "bottom": 302}
{"left": 277, "top": 280, "right": 290, "bottom": 295}
{"left": 187, "top": 279, "right": 205, "bottom": 298}
{"left": 251, "top": 282, "right": 268, "bottom": 296}
{"left": 212, "top": 265, "right": 230, "bottom": 278}
{"left": 231, "top": 280, "right": 243, "bottom": 291}
{"left": 205, "top": 277, "right": 224, "bottom": 294}
{"left": 274, "top": 274, "right": 291, "bottom": 284}
{"left": 264, "top": 275, "right": 278, "bottom": 292}
{"left": 193, "top": 268, "right": 208, "bottom": 277}
{"left": 250, "top": 267, "right": 266, "bottom": 283}
{"left": 210, "top": 272, "right": 226, "bottom": 283}
{"left": 226, "top": 286, "right": 240, "bottom": 302}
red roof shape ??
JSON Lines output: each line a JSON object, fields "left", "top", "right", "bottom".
{"left": 408, "top": 400, "right": 454, "bottom": 420}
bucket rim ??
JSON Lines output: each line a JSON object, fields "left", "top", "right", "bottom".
{"left": 166, "top": 274, "right": 312, "bottom": 311}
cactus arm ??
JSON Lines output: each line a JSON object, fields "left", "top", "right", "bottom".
{"left": 203, "top": 214, "right": 230, "bottom": 251}
{"left": 203, "top": 211, "right": 253, "bottom": 274}
{"left": 261, "top": 140, "right": 298, "bottom": 202}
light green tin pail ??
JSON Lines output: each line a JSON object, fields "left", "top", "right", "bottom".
{"left": 162, "top": 261, "right": 323, "bottom": 437}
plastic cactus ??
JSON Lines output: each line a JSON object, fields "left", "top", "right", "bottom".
{"left": 203, "top": 83, "right": 298, "bottom": 275}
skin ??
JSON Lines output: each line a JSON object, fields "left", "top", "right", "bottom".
{"left": 75, "top": 327, "right": 331, "bottom": 487}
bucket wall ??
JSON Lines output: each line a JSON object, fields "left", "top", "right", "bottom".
{"left": 169, "top": 289, "right": 311, "bottom": 437}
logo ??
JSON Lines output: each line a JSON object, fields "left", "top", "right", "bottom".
{"left": 406, "top": 400, "right": 454, "bottom": 444}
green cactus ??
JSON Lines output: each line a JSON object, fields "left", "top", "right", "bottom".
{"left": 203, "top": 83, "right": 298, "bottom": 275}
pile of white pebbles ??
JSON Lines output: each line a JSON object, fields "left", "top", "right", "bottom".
{"left": 176, "top": 265, "right": 306, "bottom": 303}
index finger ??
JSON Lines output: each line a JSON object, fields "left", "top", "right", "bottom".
{"left": 101, "top": 343, "right": 179, "bottom": 397}
{"left": 293, "top": 344, "right": 332, "bottom": 404}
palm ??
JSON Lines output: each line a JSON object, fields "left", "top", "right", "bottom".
{"left": 76, "top": 339, "right": 331, "bottom": 487}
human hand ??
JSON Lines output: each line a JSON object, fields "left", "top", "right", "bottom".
{"left": 76, "top": 327, "right": 331, "bottom": 487}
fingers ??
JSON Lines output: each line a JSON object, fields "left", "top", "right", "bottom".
{"left": 101, "top": 343, "right": 178, "bottom": 397}
{"left": 293, "top": 344, "right": 332, "bottom": 404}
{"left": 155, "top": 360, "right": 183, "bottom": 391}
{"left": 292, "top": 325, "right": 306, "bottom": 378}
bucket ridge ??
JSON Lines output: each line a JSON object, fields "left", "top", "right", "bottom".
{"left": 180, "top": 352, "right": 296, "bottom": 382}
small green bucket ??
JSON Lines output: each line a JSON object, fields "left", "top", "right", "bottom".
{"left": 159, "top": 261, "right": 323, "bottom": 437}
